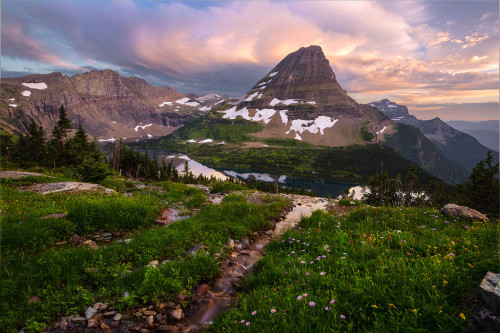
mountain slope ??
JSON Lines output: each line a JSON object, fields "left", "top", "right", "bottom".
{"left": 447, "top": 120, "right": 499, "bottom": 152}
{"left": 144, "top": 45, "right": 468, "bottom": 184}
{"left": 370, "top": 99, "right": 497, "bottom": 173}
{"left": 0, "top": 70, "right": 228, "bottom": 141}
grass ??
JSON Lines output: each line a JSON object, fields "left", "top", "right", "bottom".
{"left": 0, "top": 177, "right": 288, "bottom": 332}
{"left": 212, "top": 208, "right": 498, "bottom": 332}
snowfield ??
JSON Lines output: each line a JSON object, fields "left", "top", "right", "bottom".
{"left": 22, "top": 82, "right": 47, "bottom": 90}
{"left": 159, "top": 101, "right": 173, "bottom": 107}
{"left": 22, "top": 91, "right": 31, "bottom": 97}
{"left": 287, "top": 116, "right": 338, "bottom": 136}
{"left": 219, "top": 106, "right": 276, "bottom": 124}
{"left": 176, "top": 97, "right": 200, "bottom": 107}
{"left": 134, "top": 124, "right": 152, "bottom": 132}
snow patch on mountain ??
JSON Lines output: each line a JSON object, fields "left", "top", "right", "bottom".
{"left": 199, "top": 106, "right": 211, "bottom": 112}
{"left": 9, "top": 104, "right": 17, "bottom": 107}
{"left": 98, "top": 137, "right": 116, "bottom": 142}
{"left": 196, "top": 94, "right": 221, "bottom": 101}
{"left": 22, "top": 82, "right": 47, "bottom": 90}
{"left": 244, "top": 92, "right": 259, "bottom": 101}
{"left": 134, "top": 123, "right": 152, "bottom": 132}
{"left": 219, "top": 106, "right": 276, "bottom": 124}
{"left": 294, "top": 133, "right": 302, "bottom": 141}
{"left": 159, "top": 101, "right": 173, "bottom": 107}
{"left": 376, "top": 126, "right": 388, "bottom": 134}
{"left": 9, "top": 98, "right": 15, "bottom": 102}
{"left": 22, "top": 90, "right": 31, "bottom": 97}
{"left": 184, "top": 139, "right": 197, "bottom": 144}
{"left": 287, "top": 116, "right": 338, "bottom": 135}
{"left": 269, "top": 71, "right": 278, "bottom": 77}
{"left": 176, "top": 97, "right": 199, "bottom": 107}
{"left": 198, "top": 139, "right": 213, "bottom": 144}
{"left": 279, "top": 110, "right": 289, "bottom": 124}
{"left": 307, "top": 101, "right": 316, "bottom": 105}
{"left": 270, "top": 98, "right": 299, "bottom": 106}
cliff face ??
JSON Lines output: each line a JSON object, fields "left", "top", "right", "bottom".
{"left": 0, "top": 70, "right": 224, "bottom": 141}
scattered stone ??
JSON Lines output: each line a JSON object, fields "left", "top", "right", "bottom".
{"left": 85, "top": 306, "right": 98, "bottom": 320}
{"left": 146, "top": 315, "right": 154, "bottom": 325}
{"left": 170, "top": 309, "right": 183, "bottom": 321}
{"left": 197, "top": 284, "right": 210, "bottom": 298}
{"left": 227, "top": 239, "right": 235, "bottom": 248}
{"left": 155, "top": 314, "right": 163, "bottom": 322}
{"left": 239, "top": 250, "right": 251, "bottom": 255}
{"left": 113, "top": 313, "right": 123, "bottom": 321}
{"left": 101, "top": 232, "right": 112, "bottom": 238}
{"left": 241, "top": 238, "right": 250, "bottom": 249}
{"left": 148, "top": 305, "right": 154, "bottom": 310}
{"left": 265, "top": 230, "right": 274, "bottom": 236}
{"left": 143, "top": 310, "right": 156, "bottom": 316}
{"left": 440, "top": 204, "right": 488, "bottom": 220}
{"left": 71, "top": 315, "right": 86, "bottom": 326}
{"left": 103, "top": 311, "right": 116, "bottom": 317}
{"left": 148, "top": 260, "right": 159, "bottom": 268}
{"left": 69, "top": 234, "right": 80, "bottom": 245}
{"left": 186, "top": 244, "right": 206, "bottom": 256}
{"left": 141, "top": 329, "right": 150, "bottom": 333}
{"left": 110, "top": 320, "right": 120, "bottom": 328}
{"left": 82, "top": 240, "right": 98, "bottom": 250}
{"left": 93, "top": 302, "right": 107, "bottom": 310}
{"left": 55, "top": 241, "right": 67, "bottom": 246}
{"left": 87, "top": 319, "right": 98, "bottom": 328}
{"left": 478, "top": 272, "right": 500, "bottom": 312}
{"left": 101, "top": 322, "right": 111, "bottom": 333}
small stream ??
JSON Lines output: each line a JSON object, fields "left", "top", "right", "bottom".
{"left": 161, "top": 194, "right": 334, "bottom": 332}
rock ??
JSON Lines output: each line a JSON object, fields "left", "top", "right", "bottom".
{"left": 143, "top": 310, "right": 156, "bottom": 316}
{"left": 87, "top": 319, "right": 98, "bottom": 328}
{"left": 85, "top": 306, "right": 98, "bottom": 319}
{"left": 155, "top": 314, "right": 163, "bottom": 322}
{"left": 479, "top": 272, "right": 500, "bottom": 313}
{"left": 93, "top": 302, "right": 107, "bottom": 310}
{"left": 239, "top": 250, "right": 251, "bottom": 255}
{"left": 440, "top": 204, "right": 488, "bottom": 220}
{"left": 71, "top": 315, "right": 86, "bottom": 326}
{"left": 170, "top": 309, "right": 183, "bottom": 321}
{"left": 101, "top": 232, "right": 112, "bottom": 238}
{"left": 186, "top": 244, "right": 206, "bottom": 256}
{"left": 227, "top": 239, "right": 235, "bottom": 248}
{"left": 241, "top": 238, "right": 250, "bottom": 249}
{"left": 82, "top": 240, "right": 98, "bottom": 250}
{"left": 468, "top": 309, "right": 500, "bottom": 333}
{"left": 110, "top": 320, "right": 120, "bottom": 328}
{"left": 197, "top": 284, "right": 210, "bottom": 298}
{"left": 103, "top": 311, "right": 116, "bottom": 317}
{"left": 101, "top": 322, "right": 111, "bottom": 333}
{"left": 148, "top": 260, "right": 159, "bottom": 268}
{"left": 146, "top": 315, "right": 154, "bottom": 325}
{"left": 265, "top": 230, "right": 274, "bottom": 236}
{"left": 70, "top": 234, "right": 80, "bottom": 245}
{"left": 113, "top": 313, "right": 123, "bottom": 321}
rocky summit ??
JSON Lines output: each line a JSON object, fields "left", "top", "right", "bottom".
{"left": 216, "top": 45, "right": 392, "bottom": 146}
{"left": 0, "top": 70, "right": 227, "bottom": 141}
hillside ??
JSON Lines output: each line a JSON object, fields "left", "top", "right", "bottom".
{"left": 138, "top": 46, "right": 468, "bottom": 184}
{"left": 0, "top": 70, "right": 228, "bottom": 141}
{"left": 370, "top": 99, "right": 498, "bottom": 173}
{"left": 447, "top": 120, "right": 499, "bottom": 152}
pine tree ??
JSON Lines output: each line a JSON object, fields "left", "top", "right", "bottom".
{"left": 460, "top": 151, "right": 499, "bottom": 218}
{"left": 404, "top": 165, "right": 418, "bottom": 205}
{"left": 48, "top": 104, "right": 73, "bottom": 167}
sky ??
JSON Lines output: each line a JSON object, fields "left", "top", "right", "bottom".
{"left": 1, "top": 0, "right": 499, "bottom": 121}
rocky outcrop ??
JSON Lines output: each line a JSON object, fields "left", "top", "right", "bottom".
{"left": 0, "top": 70, "right": 225, "bottom": 140}
{"left": 468, "top": 272, "right": 500, "bottom": 333}
{"left": 440, "top": 204, "right": 488, "bottom": 220}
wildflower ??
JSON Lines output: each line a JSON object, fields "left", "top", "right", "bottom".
{"left": 309, "top": 301, "right": 315, "bottom": 307}
{"left": 322, "top": 255, "right": 326, "bottom": 258}
{"left": 300, "top": 261, "right": 305, "bottom": 264}
{"left": 340, "top": 314, "right": 346, "bottom": 319}
{"left": 303, "top": 293, "right": 308, "bottom": 297}
{"left": 448, "top": 253, "right": 454, "bottom": 256}
{"left": 320, "top": 272, "right": 325, "bottom": 276}
{"left": 246, "top": 322, "right": 251, "bottom": 326}
{"left": 271, "top": 309, "right": 276, "bottom": 313}
{"left": 297, "top": 295, "right": 302, "bottom": 300}
{"left": 241, "top": 320, "right": 246, "bottom": 324}
{"left": 372, "top": 305, "right": 378, "bottom": 308}
{"left": 234, "top": 321, "right": 238, "bottom": 324}
{"left": 330, "top": 299, "right": 335, "bottom": 304}
{"left": 310, "top": 261, "right": 314, "bottom": 264}
{"left": 325, "top": 306, "right": 331, "bottom": 311}
{"left": 464, "top": 226, "right": 470, "bottom": 229}
{"left": 252, "top": 311, "right": 257, "bottom": 315}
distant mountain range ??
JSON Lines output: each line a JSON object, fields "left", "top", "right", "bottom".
{"left": 446, "top": 120, "right": 499, "bottom": 152}
{"left": 0, "top": 70, "right": 228, "bottom": 141}
{"left": 369, "top": 99, "right": 498, "bottom": 173}
{"left": 151, "top": 45, "right": 468, "bottom": 184}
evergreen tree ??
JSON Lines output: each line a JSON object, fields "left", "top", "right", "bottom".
{"left": 459, "top": 151, "right": 499, "bottom": 218}
{"left": 404, "top": 165, "right": 418, "bottom": 205}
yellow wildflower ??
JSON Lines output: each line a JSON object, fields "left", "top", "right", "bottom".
{"left": 460, "top": 313, "right": 466, "bottom": 320}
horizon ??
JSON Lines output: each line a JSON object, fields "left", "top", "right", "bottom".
{"left": 2, "top": 0, "right": 499, "bottom": 121}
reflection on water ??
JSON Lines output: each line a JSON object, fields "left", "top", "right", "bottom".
{"left": 139, "top": 149, "right": 351, "bottom": 197}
